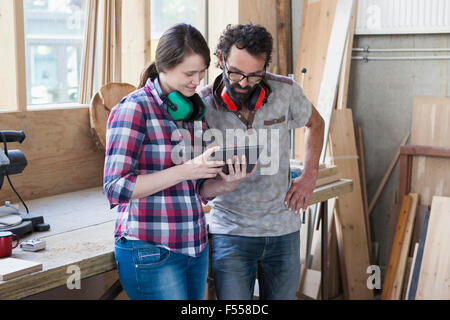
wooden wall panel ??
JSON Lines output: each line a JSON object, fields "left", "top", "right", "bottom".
{"left": 0, "top": 108, "right": 104, "bottom": 203}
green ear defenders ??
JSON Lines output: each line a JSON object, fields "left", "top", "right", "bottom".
{"left": 154, "top": 77, "right": 207, "bottom": 121}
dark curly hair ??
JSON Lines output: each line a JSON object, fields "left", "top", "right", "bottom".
{"left": 214, "top": 24, "right": 273, "bottom": 69}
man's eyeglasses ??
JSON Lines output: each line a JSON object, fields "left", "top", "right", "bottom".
{"left": 223, "top": 61, "right": 265, "bottom": 85}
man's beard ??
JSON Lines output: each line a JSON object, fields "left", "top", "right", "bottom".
{"left": 222, "top": 72, "right": 253, "bottom": 102}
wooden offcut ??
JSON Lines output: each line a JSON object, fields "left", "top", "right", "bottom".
{"left": 416, "top": 196, "right": 450, "bottom": 299}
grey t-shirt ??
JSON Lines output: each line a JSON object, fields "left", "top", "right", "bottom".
{"left": 199, "top": 73, "right": 312, "bottom": 237}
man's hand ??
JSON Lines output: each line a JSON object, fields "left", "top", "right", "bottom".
{"left": 284, "top": 169, "right": 318, "bottom": 214}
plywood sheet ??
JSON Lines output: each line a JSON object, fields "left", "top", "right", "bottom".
{"left": 411, "top": 96, "right": 450, "bottom": 205}
{"left": 0, "top": 108, "right": 105, "bottom": 203}
{"left": 416, "top": 196, "right": 450, "bottom": 299}
{"left": 0, "top": 258, "right": 42, "bottom": 281}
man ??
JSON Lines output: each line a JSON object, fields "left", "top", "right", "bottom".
{"left": 199, "top": 24, "right": 324, "bottom": 300}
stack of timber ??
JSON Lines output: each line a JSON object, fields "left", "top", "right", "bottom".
{"left": 293, "top": 0, "right": 372, "bottom": 300}
{"left": 383, "top": 97, "right": 450, "bottom": 299}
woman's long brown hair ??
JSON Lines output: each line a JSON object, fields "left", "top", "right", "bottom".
{"left": 138, "top": 23, "right": 210, "bottom": 88}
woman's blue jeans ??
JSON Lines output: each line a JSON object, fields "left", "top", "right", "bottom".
{"left": 211, "top": 231, "right": 300, "bottom": 300}
{"left": 114, "top": 237, "right": 208, "bottom": 300}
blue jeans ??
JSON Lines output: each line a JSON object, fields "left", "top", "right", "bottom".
{"left": 211, "top": 231, "right": 300, "bottom": 300}
{"left": 114, "top": 238, "right": 208, "bottom": 300}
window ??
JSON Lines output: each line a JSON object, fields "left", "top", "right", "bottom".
{"left": 151, "top": 0, "right": 207, "bottom": 61}
{"left": 23, "top": 0, "right": 86, "bottom": 106}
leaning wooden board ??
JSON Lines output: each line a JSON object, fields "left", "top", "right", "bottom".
{"left": 382, "top": 194, "right": 416, "bottom": 300}
{"left": 0, "top": 258, "right": 43, "bottom": 281}
{"left": 410, "top": 96, "right": 450, "bottom": 206}
{"left": 416, "top": 196, "right": 450, "bottom": 299}
{"left": 328, "top": 109, "right": 372, "bottom": 299}
{"left": 294, "top": 0, "right": 337, "bottom": 161}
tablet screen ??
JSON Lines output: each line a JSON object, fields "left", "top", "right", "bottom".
{"left": 209, "top": 145, "right": 262, "bottom": 174}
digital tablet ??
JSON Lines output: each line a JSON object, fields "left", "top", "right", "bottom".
{"left": 209, "top": 145, "right": 263, "bottom": 174}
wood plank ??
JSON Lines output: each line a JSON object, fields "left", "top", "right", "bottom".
{"left": 290, "top": 161, "right": 339, "bottom": 180}
{"left": 411, "top": 96, "right": 450, "bottom": 206}
{"left": 309, "top": 179, "right": 353, "bottom": 205}
{"left": 316, "top": 0, "right": 355, "bottom": 162}
{"left": 0, "top": 258, "right": 43, "bottom": 281}
{"left": 295, "top": 0, "right": 337, "bottom": 107}
{"left": 407, "top": 210, "right": 430, "bottom": 300}
{"left": 356, "top": 127, "right": 369, "bottom": 219}
{"left": 293, "top": 0, "right": 337, "bottom": 161}
{"left": 356, "top": 126, "right": 371, "bottom": 254}
{"left": 336, "top": 0, "right": 358, "bottom": 110}
{"left": 315, "top": 174, "right": 341, "bottom": 188}
{"left": 416, "top": 196, "right": 450, "bottom": 299}
{"left": 390, "top": 193, "right": 418, "bottom": 300}
{"left": 401, "top": 145, "right": 450, "bottom": 158}
{"left": 369, "top": 131, "right": 410, "bottom": 215}
{"left": 275, "top": 0, "right": 292, "bottom": 76}
{"left": 405, "top": 242, "right": 419, "bottom": 300}
{"left": 0, "top": 220, "right": 116, "bottom": 299}
{"left": 382, "top": 194, "right": 412, "bottom": 299}
{"left": 327, "top": 199, "right": 343, "bottom": 299}
{"left": 328, "top": 109, "right": 372, "bottom": 299}
{"left": 402, "top": 257, "right": 414, "bottom": 300}
{"left": 299, "top": 268, "right": 321, "bottom": 299}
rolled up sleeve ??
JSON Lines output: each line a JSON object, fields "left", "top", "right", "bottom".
{"left": 103, "top": 101, "right": 146, "bottom": 209}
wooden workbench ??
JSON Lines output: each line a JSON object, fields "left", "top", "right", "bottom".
{"left": 0, "top": 179, "right": 352, "bottom": 300}
{"left": 0, "top": 188, "right": 116, "bottom": 300}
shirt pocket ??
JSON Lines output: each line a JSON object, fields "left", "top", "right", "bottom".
{"left": 263, "top": 115, "right": 286, "bottom": 126}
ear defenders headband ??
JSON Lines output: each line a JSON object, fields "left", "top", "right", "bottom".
{"left": 154, "top": 77, "right": 206, "bottom": 121}
{"left": 221, "top": 85, "right": 266, "bottom": 112}
{"left": 216, "top": 73, "right": 267, "bottom": 112}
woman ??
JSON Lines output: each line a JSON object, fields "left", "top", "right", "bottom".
{"left": 103, "top": 23, "right": 252, "bottom": 300}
